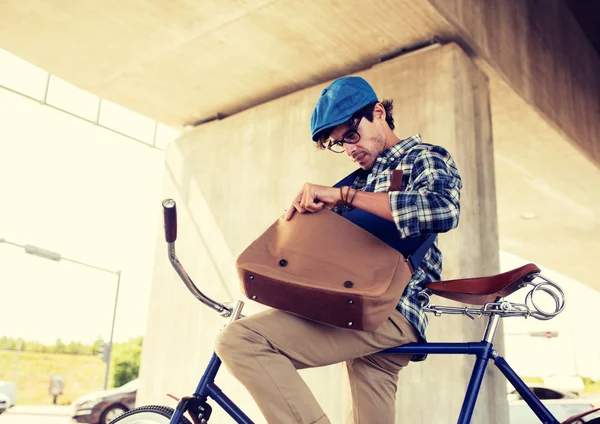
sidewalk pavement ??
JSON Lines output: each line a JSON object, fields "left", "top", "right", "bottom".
{"left": 5, "top": 405, "right": 71, "bottom": 416}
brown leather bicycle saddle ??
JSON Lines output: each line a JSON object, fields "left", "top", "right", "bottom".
{"left": 424, "top": 264, "right": 541, "bottom": 305}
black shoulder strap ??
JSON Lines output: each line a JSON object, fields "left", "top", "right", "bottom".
{"left": 407, "top": 234, "right": 436, "bottom": 273}
{"left": 333, "top": 168, "right": 437, "bottom": 274}
{"left": 333, "top": 169, "right": 364, "bottom": 188}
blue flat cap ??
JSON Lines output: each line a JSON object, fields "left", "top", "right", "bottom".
{"left": 310, "top": 76, "right": 378, "bottom": 141}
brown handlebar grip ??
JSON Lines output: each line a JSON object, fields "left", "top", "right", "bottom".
{"left": 162, "top": 199, "right": 177, "bottom": 243}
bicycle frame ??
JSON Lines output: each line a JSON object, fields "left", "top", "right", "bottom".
{"left": 383, "top": 344, "right": 558, "bottom": 424}
{"left": 167, "top": 309, "right": 559, "bottom": 424}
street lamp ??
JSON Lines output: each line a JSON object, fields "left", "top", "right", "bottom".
{"left": 0, "top": 238, "right": 121, "bottom": 390}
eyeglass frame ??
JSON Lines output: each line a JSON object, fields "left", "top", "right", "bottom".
{"left": 325, "top": 116, "right": 363, "bottom": 153}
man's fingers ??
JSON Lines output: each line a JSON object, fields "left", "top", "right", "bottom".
{"left": 301, "top": 185, "right": 318, "bottom": 211}
{"left": 285, "top": 201, "right": 304, "bottom": 221}
{"left": 305, "top": 202, "right": 324, "bottom": 213}
{"left": 285, "top": 206, "right": 296, "bottom": 221}
{"left": 286, "top": 200, "right": 321, "bottom": 220}
{"left": 286, "top": 183, "right": 325, "bottom": 221}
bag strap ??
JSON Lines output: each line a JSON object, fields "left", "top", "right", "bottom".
{"left": 406, "top": 234, "right": 436, "bottom": 273}
{"left": 333, "top": 169, "right": 404, "bottom": 191}
{"left": 334, "top": 168, "right": 436, "bottom": 273}
{"left": 388, "top": 170, "right": 403, "bottom": 192}
{"left": 333, "top": 168, "right": 364, "bottom": 188}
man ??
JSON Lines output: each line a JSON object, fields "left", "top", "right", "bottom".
{"left": 216, "top": 76, "right": 463, "bottom": 423}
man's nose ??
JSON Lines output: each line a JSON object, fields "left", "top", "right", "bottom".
{"left": 344, "top": 143, "right": 357, "bottom": 156}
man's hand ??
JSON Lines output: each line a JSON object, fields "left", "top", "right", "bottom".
{"left": 285, "top": 183, "right": 341, "bottom": 221}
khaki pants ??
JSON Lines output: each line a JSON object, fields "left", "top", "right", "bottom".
{"left": 214, "top": 308, "right": 419, "bottom": 424}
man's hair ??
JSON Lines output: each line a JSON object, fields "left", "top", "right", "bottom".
{"left": 315, "top": 100, "right": 395, "bottom": 150}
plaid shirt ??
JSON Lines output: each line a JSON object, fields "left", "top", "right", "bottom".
{"left": 334, "top": 134, "right": 462, "bottom": 340}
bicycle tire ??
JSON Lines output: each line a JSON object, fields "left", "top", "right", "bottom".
{"left": 109, "top": 405, "right": 192, "bottom": 424}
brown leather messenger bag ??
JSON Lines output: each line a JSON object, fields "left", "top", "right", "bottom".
{"left": 235, "top": 170, "right": 436, "bottom": 332}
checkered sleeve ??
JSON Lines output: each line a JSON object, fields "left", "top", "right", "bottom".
{"left": 389, "top": 145, "right": 462, "bottom": 238}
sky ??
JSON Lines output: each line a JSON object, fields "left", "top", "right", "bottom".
{"left": 0, "top": 49, "right": 174, "bottom": 345}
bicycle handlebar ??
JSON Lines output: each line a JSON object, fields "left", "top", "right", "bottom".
{"left": 162, "top": 198, "right": 233, "bottom": 317}
{"left": 162, "top": 199, "right": 177, "bottom": 243}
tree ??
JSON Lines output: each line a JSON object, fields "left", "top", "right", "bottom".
{"left": 112, "top": 337, "right": 143, "bottom": 387}
{"left": 0, "top": 336, "right": 16, "bottom": 350}
{"left": 53, "top": 339, "right": 65, "bottom": 354}
{"left": 91, "top": 336, "right": 105, "bottom": 356}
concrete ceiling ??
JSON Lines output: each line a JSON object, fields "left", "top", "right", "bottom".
{"left": 0, "top": 0, "right": 598, "bottom": 290}
{"left": 0, "top": 0, "right": 456, "bottom": 126}
{"left": 490, "top": 75, "right": 600, "bottom": 286}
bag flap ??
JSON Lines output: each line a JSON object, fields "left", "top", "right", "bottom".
{"left": 236, "top": 209, "right": 404, "bottom": 297}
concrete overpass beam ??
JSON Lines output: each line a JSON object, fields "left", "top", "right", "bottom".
{"left": 428, "top": 0, "right": 600, "bottom": 167}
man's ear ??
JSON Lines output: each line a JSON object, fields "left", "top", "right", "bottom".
{"left": 373, "top": 102, "right": 386, "bottom": 122}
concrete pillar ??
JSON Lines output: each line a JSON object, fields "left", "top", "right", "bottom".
{"left": 139, "top": 42, "right": 504, "bottom": 423}
{"left": 364, "top": 44, "right": 506, "bottom": 424}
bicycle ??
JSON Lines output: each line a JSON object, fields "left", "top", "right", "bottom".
{"left": 111, "top": 199, "right": 600, "bottom": 424}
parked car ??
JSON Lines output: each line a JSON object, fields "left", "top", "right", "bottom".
{"left": 71, "top": 379, "right": 138, "bottom": 424}
{"left": 509, "top": 385, "right": 600, "bottom": 423}
{"left": 0, "top": 393, "right": 10, "bottom": 414}
{"left": 0, "top": 381, "right": 16, "bottom": 413}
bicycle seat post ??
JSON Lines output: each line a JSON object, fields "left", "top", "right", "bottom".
{"left": 481, "top": 297, "right": 502, "bottom": 343}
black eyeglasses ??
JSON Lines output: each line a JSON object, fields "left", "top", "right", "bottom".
{"left": 326, "top": 117, "right": 362, "bottom": 153}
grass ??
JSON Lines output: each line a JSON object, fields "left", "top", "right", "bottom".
{"left": 584, "top": 381, "right": 600, "bottom": 393}
{"left": 522, "top": 375, "right": 600, "bottom": 394}
{"left": 0, "top": 350, "right": 108, "bottom": 405}
{"left": 522, "top": 376, "right": 544, "bottom": 384}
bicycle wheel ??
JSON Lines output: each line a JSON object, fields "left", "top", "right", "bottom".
{"left": 109, "top": 405, "right": 192, "bottom": 424}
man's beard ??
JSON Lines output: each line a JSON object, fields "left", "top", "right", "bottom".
{"left": 354, "top": 133, "right": 385, "bottom": 170}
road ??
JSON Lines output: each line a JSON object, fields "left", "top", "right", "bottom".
{"left": 0, "top": 414, "right": 70, "bottom": 424}
{"left": 0, "top": 406, "right": 72, "bottom": 424}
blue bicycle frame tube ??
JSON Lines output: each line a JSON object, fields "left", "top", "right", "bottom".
{"left": 494, "top": 356, "right": 559, "bottom": 424}
{"left": 459, "top": 346, "right": 492, "bottom": 424}
{"left": 168, "top": 353, "right": 254, "bottom": 424}
{"left": 194, "top": 353, "right": 223, "bottom": 396}
{"left": 206, "top": 383, "right": 254, "bottom": 424}
{"left": 385, "top": 341, "right": 559, "bottom": 424}
{"left": 169, "top": 406, "right": 187, "bottom": 424}
{"left": 174, "top": 343, "right": 557, "bottom": 424}
{"left": 383, "top": 341, "right": 491, "bottom": 355}
{"left": 385, "top": 342, "right": 492, "bottom": 423}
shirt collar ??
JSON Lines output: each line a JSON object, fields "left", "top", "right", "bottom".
{"left": 370, "top": 134, "right": 422, "bottom": 176}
